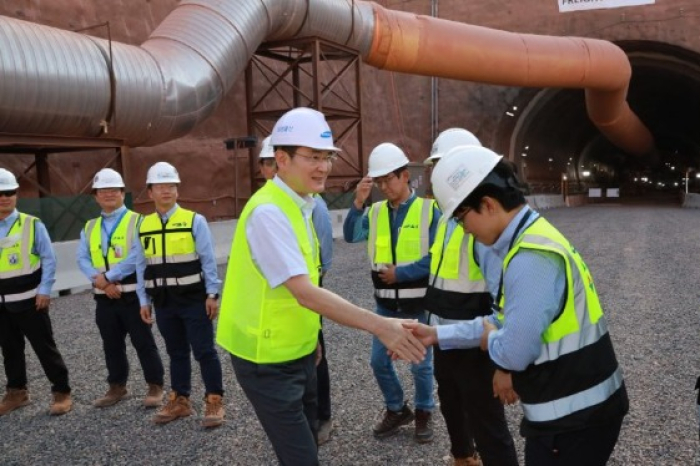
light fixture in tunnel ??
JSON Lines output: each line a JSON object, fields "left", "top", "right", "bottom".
{"left": 521, "top": 153, "right": 527, "bottom": 157}
{"left": 506, "top": 111, "right": 515, "bottom": 117}
{"left": 582, "top": 170, "right": 591, "bottom": 177}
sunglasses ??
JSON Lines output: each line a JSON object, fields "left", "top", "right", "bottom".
{"left": 0, "top": 190, "right": 17, "bottom": 197}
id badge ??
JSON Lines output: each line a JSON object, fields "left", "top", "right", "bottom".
{"left": 113, "top": 245, "right": 123, "bottom": 258}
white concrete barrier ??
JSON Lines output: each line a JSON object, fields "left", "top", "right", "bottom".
{"left": 682, "top": 193, "right": 700, "bottom": 208}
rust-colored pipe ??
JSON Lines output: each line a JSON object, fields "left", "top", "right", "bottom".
{"left": 366, "top": 6, "right": 654, "bottom": 156}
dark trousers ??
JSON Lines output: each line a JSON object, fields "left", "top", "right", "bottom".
{"left": 524, "top": 415, "right": 624, "bottom": 466}
{"left": 232, "top": 352, "right": 319, "bottom": 466}
{"left": 95, "top": 295, "right": 164, "bottom": 386}
{"left": 317, "top": 326, "right": 331, "bottom": 421}
{"left": 434, "top": 346, "right": 518, "bottom": 465}
{"left": 0, "top": 306, "right": 70, "bottom": 393}
{"left": 154, "top": 300, "right": 223, "bottom": 396}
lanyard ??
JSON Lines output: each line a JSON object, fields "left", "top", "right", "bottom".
{"left": 101, "top": 209, "right": 127, "bottom": 255}
{"left": 493, "top": 209, "right": 537, "bottom": 312}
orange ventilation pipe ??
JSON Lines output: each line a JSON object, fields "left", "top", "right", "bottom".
{"left": 367, "top": 7, "right": 654, "bottom": 156}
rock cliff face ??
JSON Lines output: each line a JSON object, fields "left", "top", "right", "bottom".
{"left": 1, "top": 0, "right": 697, "bottom": 218}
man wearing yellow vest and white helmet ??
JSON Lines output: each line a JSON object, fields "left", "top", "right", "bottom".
{"left": 0, "top": 168, "right": 72, "bottom": 416}
{"left": 136, "top": 161, "right": 224, "bottom": 428}
{"left": 217, "top": 107, "right": 425, "bottom": 466}
{"left": 77, "top": 168, "right": 164, "bottom": 409}
{"left": 406, "top": 146, "right": 628, "bottom": 466}
{"left": 423, "top": 129, "right": 517, "bottom": 466}
{"left": 343, "top": 142, "right": 441, "bottom": 444}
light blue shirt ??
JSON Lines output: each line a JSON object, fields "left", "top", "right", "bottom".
{"left": 437, "top": 205, "right": 567, "bottom": 372}
{"left": 312, "top": 195, "right": 333, "bottom": 273}
{"left": 246, "top": 177, "right": 318, "bottom": 289}
{"left": 0, "top": 209, "right": 56, "bottom": 296}
{"left": 76, "top": 205, "right": 142, "bottom": 284}
{"left": 135, "top": 204, "right": 221, "bottom": 306}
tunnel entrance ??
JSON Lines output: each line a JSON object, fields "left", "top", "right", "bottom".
{"left": 502, "top": 40, "right": 700, "bottom": 202}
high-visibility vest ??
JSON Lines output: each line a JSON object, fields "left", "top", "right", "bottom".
{"left": 367, "top": 197, "right": 434, "bottom": 313}
{"left": 497, "top": 217, "right": 627, "bottom": 435}
{"left": 425, "top": 221, "right": 491, "bottom": 320}
{"left": 0, "top": 213, "right": 42, "bottom": 312}
{"left": 84, "top": 210, "right": 140, "bottom": 295}
{"left": 138, "top": 207, "right": 204, "bottom": 301}
{"left": 217, "top": 181, "right": 320, "bottom": 364}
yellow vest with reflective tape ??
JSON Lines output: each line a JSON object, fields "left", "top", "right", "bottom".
{"left": 0, "top": 213, "right": 41, "bottom": 309}
{"left": 217, "top": 181, "right": 320, "bottom": 364}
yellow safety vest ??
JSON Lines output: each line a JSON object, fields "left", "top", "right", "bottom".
{"left": 217, "top": 181, "right": 320, "bottom": 364}
{"left": 497, "top": 217, "right": 625, "bottom": 434}
{"left": 367, "top": 197, "right": 434, "bottom": 313}
{"left": 0, "top": 212, "right": 41, "bottom": 310}
{"left": 84, "top": 209, "right": 140, "bottom": 294}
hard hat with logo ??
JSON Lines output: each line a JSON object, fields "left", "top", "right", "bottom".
{"left": 258, "top": 136, "right": 275, "bottom": 159}
{"left": 424, "top": 128, "right": 482, "bottom": 166}
{"left": 270, "top": 107, "right": 341, "bottom": 152}
{"left": 0, "top": 169, "right": 19, "bottom": 190}
{"left": 92, "top": 168, "right": 125, "bottom": 189}
{"left": 430, "top": 145, "right": 502, "bottom": 220}
{"left": 146, "top": 161, "right": 181, "bottom": 184}
{"left": 367, "top": 143, "right": 410, "bottom": 178}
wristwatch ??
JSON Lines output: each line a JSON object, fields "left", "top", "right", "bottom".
{"left": 207, "top": 293, "right": 219, "bottom": 300}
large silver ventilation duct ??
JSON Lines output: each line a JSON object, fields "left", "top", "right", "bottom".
{"left": 0, "top": 0, "right": 374, "bottom": 147}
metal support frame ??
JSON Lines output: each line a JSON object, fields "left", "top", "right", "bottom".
{"left": 245, "top": 37, "right": 364, "bottom": 197}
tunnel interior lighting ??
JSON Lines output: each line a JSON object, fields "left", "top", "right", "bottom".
{"left": 582, "top": 170, "right": 591, "bottom": 177}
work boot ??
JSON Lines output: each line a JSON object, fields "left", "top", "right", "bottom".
{"left": 317, "top": 418, "right": 334, "bottom": 445}
{"left": 49, "top": 392, "right": 72, "bottom": 416}
{"left": 372, "top": 403, "right": 414, "bottom": 438}
{"left": 201, "top": 393, "right": 225, "bottom": 428}
{"left": 143, "top": 384, "right": 163, "bottom": 408}
{"left": 93, "top": 384, "right": 127, "bottom": 407}
{"left": 453, "top": 453, "right": 482, "bottom": 466}
{"left": 153, "top": 392, "right": 193, "bottom": 424}
{"left": 0, "top": 388, "right": 31, "bottom": 416}
{"left": 414, "top": 409, "right": 434, "bottom": 443}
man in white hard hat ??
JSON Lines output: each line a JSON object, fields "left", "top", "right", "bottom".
{"left": 406, "top": 146, "right": 629, "bottom": 466}
{"left": 423, "top": 130, "right": 518, "bottom": 466}
{"left": 0, "top": 168, "right": 72, "bottom": 416}
{"left": 343, "top": 142, "right": 441, "bottom": 444}
{"left": 76, "top": 168, "right": 164, "bottom": 409}
{"left": 136, "top": 161, "right": 224, "bottom": 428}
{"left": 256, "top": 134, "right": 337, "bottom": 445}
{"left": 217, "top": 107, "right": 425, "bottom": 465}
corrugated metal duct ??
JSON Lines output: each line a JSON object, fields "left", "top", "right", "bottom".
{"left": 0, "top": 0, "right": 654, "bottom": 155}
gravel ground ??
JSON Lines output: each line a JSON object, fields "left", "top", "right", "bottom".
{"left": 1, "top": 204, "right": 699, "bottom": 465}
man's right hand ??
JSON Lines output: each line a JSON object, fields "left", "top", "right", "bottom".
{"left": 375, "top": 317, "right": 426, "bottom": 364}
{"left": 353, "top": 176, "right": 373, "bottom": 209}
{"left": 140, "top": 305, "right": 154, "bottom": 325}
{"left": 104, "top": 283, "right": 122, "bottom": 299}
{"left": 401, "top": 321, "right": 438, "bottom": 347}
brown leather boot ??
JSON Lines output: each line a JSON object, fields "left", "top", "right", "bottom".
{"left": 93, "top": 384, "right": 127, "bottom": 408}
{"left": 453, "top": 454, "right": 482, "bottom": 466}
{"left": 202, "top": 393, "right": 224, "bottom": 428}
{"left": 143, "top": 384, "right": 163, "bottom": 408}
{"left": 153, "top": 392, "right": 193, "bottom": 424}
{"left": 0, "top": 388, "right": 31, "bottom": 416}
{"left": 49, "top": 392, "right": 72, "bottom": 416}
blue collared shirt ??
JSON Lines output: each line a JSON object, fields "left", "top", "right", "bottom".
{"left": 437, "top": 205, "right": 566, "bottom": 372}
{"left": 312, "top": 195, "right": 333, "bottom": 273}
{"left": 343, "top": 191, "right": 441, "bottom": 304}
{"left": 0, "top": 209, "right": 56, "bottom": 296}
{"left": 135, "top": 204, "right": 221, "bottom": 306}
{"left": 76, "top": 205, "right": 142, "bottom": 283}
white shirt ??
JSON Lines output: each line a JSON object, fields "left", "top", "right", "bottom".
{"left": 246, "top": 176, "right": 317, "bottom": 289}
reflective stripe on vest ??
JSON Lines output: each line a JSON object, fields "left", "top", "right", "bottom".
{"left": 3, "top": 288, "right": 38, "bottom": 302}
{"left": 217, "top": 181, "right": 320, "bottom": 364}
{"left": 139, "top": 208, "right": 203, "bottom": 293}
{"left": 85, "top": 210, "right": 139, "bottom": 294}
{"left": 0, "top": 213, "right": 41, "bottom": 309}
{"left": 498, "top": 218, "right": 620, "bottom": 423}
{"left": 94, "top": 283, "right": 138, "bottom": 295}
{"left": 428, "top": 223, "right": 487, "bottom": 294}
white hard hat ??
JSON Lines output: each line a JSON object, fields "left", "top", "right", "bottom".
{"left": 424, "top": 128, "right": 482, "bottom": 166}
{"left": 430, "top": 145, "right": 502, "bottom": 220}
{"left": 367, "top": 143, "right": 409, "bottom": 178}
{"left": 146, "top": 161, "right": 181, "bottom": 184}
{"left": 259, "top": 136, "right": 275, "bottom": 159}
{"left": 270, "top": 107, "right": 341, "bottom": 152}
{"left": 92, "top": 168, "right": 125, "bottom": 189}
{"left": 0, "top": 168, "right": 19, "bottom": 190}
